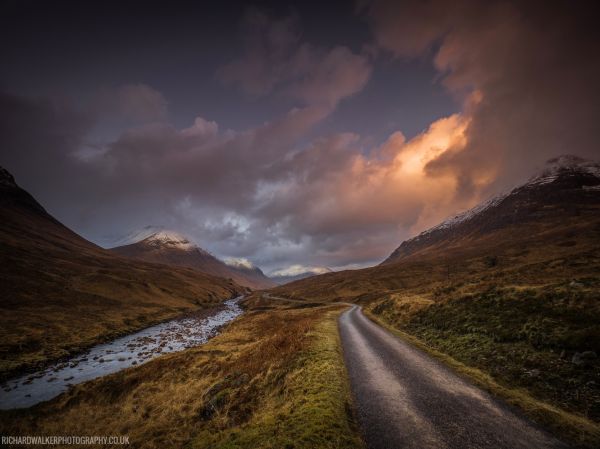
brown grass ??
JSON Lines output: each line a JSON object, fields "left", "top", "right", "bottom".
{"left": 365, "top": 309, "right": 600, "bottom": 449}
{"left": 0, "top": 302, "right": 364, "bottom": 449}
{"left": 0, "top": 203, "right": 245, "bottom": 381}
{"left": 269, "top": 210, "right": 600, "bottom": 447}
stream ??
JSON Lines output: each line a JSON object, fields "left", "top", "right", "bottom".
{"left": 0, "top": 296, "right": 243, "bottom": 410}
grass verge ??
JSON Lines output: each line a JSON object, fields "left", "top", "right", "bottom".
{"left": 364, "top": 308, "right": 600, "bottom": 449}
{"left": 0, "top": 304, "right": 363, "bottom": 449}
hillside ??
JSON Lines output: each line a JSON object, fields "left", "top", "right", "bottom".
{"left": 272, "top": 155, "right": 600, "bottom": 302}
{"left": 0, "top": 167, "right": 244, "bottom": 380}
{"left": 111, "top": 230, "right": 275, "bottom": 290}
{"left": 384, "top": 155, "right": 600, "bottom": 264}
{"left": 269, "top": 156, "right": 600, "bottom": 437}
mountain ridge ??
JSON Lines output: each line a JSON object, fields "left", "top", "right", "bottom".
{"left": 111, "top": 229, "right": 275, "bottom": 290}
{"left": 382, "top": 155, "right": 600, "bottom": 264}
{"left": 270, "top": 154, "right": 600, "bottom": 303}
{"left": 0, "top": 166, "right": 244, "bottom": 380}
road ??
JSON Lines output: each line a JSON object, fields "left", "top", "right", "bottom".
{"left": 339, "top": 306, "right": 568, "bottom": 449}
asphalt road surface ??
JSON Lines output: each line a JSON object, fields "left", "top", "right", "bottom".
{"left": 339, "top": 306, "right": 568, "bottom": 449}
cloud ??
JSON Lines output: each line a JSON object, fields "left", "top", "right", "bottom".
{"left": 223, "top": 257, "right": 256, "bottom": 270}
{"left": 368, "top": 0, "right": 600, "bottom": 195}
{"left": 0, "top": 82, "right": 471, "bottom": 270}
{"left": 218, "top": 9, "right": 372, "bottom": 108}
{"left": 249, "top": 112, "right": 473, "bottom": 266}
{"left": 93, "top": 84, "right": 168, "bottom": 123}
{"left": 3, "top": 3, "right": 597, "bottom": 272}
{"left": 269, "top": 265, "right": 331, "bottom": 277}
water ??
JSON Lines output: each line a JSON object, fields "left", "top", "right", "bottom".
{"left": 0, "top": 297, "right": 243, "bottom": 409}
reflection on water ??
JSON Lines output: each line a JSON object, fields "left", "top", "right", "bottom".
{"left": 0, "top": 297, "right": 243, "bottom": 409}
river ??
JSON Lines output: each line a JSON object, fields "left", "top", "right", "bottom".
{"left": 0, "top": 296, "right": 243, "bottom": 409}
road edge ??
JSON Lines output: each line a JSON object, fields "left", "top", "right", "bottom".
{"left": 363, "top": 308, "right": 600, "bottom": 449}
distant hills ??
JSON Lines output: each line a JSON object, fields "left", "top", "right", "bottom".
{"left": 110, "top": 229, "right": 275, "bottom": 290}
{"left": 269, "top": 265, "right": 333, "bottom": 285}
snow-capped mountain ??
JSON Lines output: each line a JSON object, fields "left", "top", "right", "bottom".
{"left": 383, "top": 155, "right": 600, "bottom": 264}
{"left": 269, "top": 265, "right": 333, "bottom": 285}
{"left": 110, "top": 228, "right": 275, "bottom": 289}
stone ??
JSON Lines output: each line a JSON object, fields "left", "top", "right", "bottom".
{"left": 572, "top": 351, "right": 597, "bottom": 367}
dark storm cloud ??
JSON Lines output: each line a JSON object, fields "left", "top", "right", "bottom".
{"left": 369, "top": 0, "right": 600, "bottom": 196}
{"left": 92, "top": 84, "right": 168, "bottom": 123}
{"left": 1, "top": 1, "right": 598, "bottom": 272}
{"left": 218, "top": 9, "right": 372, "bottom": 108}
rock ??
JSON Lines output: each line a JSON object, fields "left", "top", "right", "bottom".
{"left": 582, "top": 351, "right": 597, "bottom": 359}
{"left": 572, "top": 351, "right": 597, "bottom": 367}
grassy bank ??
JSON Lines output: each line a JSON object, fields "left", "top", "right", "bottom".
{"left": 0, "top": 176, "right": 245, "bottom": 381}
{"left": 367, "top": 280, "right": 600, "bottom": 448}
{"left": 0, "top": 303, "right": 363, "bottom": 449}
{"left": 0, "top": 272, "right": 241, "bottom": 382}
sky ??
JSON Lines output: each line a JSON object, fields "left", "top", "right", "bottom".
{"left": 1, "top": 0, "right": 599, "bottom": 273}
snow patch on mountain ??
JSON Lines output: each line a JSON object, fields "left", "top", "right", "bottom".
{"left": 412, "top": 155, "right": 600, "bottom": 242}
{"left": 413, "top": 193, "right": 509, "bottom": 242}
{"left": 109, "top": 226, "right": 199, "bottom": 251}
{"left": 143, "top": 230, "right": 196, "bottom": 250}
{"left": 530, "top": 155, "right": 600, "bottom": 186}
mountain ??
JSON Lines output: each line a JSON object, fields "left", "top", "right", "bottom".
{"left": 269, "top": 266, "right": 333, "bottom": 285}
{"left": 271, "top": 155, "right": 600, "bottom": 302}
{"left": 110, "top": 230, "right": 276, "bottom": 290}
{"left": 223, "top": 257, "right": 276, "bottom": 286}
{"left": 268, "top": 155, "right": 600, "bottom": 439}
{"left": 0, "top": 166, "right": 243, "bottom": 380}
{"left": 383, "top": 155, "right": 600, "bottom": 264}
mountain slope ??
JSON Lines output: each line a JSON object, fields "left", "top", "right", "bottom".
{"left": 0, "top": 166, "right": 244, "bottom": 380}
{"left": 111, "top": 231, "right": 275, "bottom": 290}
{"left": 384, "top": 155, "right": 600, "bottom": 264}
{"left": 272, "top": 155, "right": 600, "bottom": 302}
{"left": 268, "top": 156, "right": 600, "bottom": 443}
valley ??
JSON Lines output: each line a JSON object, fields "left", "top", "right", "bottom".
{"left": 0, "top": 167, "right": 245, "bottom": 381}
{"left": 2, "top": 2, "right": 599, "bottom": 447}
{"left": 0, "top": 297, "right": 243, "bottom": 409}
{"left": 1, "top": 157, "right": 599, "bottom": 448}
{"left": 1, "top": 300, "right": 364, "bottom": 449}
